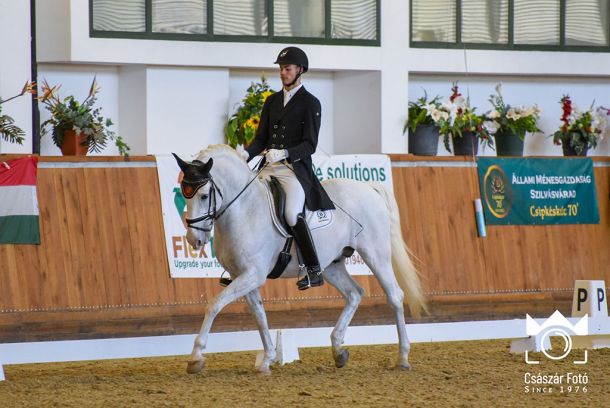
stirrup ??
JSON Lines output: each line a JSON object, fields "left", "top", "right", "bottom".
{"left": 296, "top": 266, "right": 323, "bottom": 290}
{"left": 219, "top": 271, "right": 232, "bottom": 287}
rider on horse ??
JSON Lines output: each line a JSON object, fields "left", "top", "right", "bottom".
{"left": 238, "top": 46, "right": 335, "bottom": 290}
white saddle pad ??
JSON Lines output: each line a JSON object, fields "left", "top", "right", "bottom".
{"left": 264, "top": 183, "right": 333, "bottom": 236}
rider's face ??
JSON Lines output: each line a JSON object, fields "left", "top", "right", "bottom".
{"left": 279, "top": 64, "right": 301, "bottom": 87}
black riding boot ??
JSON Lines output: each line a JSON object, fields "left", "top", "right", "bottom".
{"left": 291, "top": 214, "right": 323, "bottom": 290}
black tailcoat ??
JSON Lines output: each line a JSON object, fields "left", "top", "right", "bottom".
{"left": 246, "top": 86, "right": 335, "bottom": 211}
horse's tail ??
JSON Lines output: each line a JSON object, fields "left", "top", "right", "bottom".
{"left": 370, "top": 183, "right": 427, "bottom": 318}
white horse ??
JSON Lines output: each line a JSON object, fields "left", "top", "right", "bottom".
{"left": 173, "top": 145, "right": 426, "bottom": 374}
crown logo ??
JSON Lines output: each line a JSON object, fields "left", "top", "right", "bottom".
{"left": 526, "top": 310, "right": 588, "bottom": 336}
{"left": 524, "top": 310, "right": 588, "bottom": 364}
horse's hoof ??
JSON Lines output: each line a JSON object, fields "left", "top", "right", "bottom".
{"left": 334, "top": 349, "right": 350, "bottom": 368}
{"left": 186, "top": 360, "right": 205, "bottom": 374}
{"left": 257, "top": 367, "right": 272, "bottom": 376}
{"left": 396, "top": 362, "right": 411, "bottom": 371}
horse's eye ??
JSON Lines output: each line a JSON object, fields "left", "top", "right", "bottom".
{"left": 201, "top": 194, "right": 209, "bottom": 200}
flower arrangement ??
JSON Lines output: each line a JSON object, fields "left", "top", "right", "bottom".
{"left": 552, "top": 95, "right": 610, "bottom": 155}
{"left": 0, "top": 81, "right": 36, "bottom": 144}
{"left": 226, "top": 74, "right": 275, "bottom": 147}
{"left": 39, "top": 77, "right": 130, "bottom": 156}
{"left": 432, "top": 84, "right": 493, "bottom": 153}
{"left": 405, "top": 92, "right": 442, "bottom": 134}
{"left": 484, "top": 84, "right": 541, "bottom": 140}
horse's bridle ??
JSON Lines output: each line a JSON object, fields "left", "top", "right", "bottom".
{"left": 181, "top": 162, "right": 265, "bottom": 233}
{"left": 181, "top": 176, "right": 223, "bottom": 232}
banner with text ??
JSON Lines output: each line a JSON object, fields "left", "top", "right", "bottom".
{"left": 156, "top": 154, "right": 392, "bottom": 278}
{"left": 477, "top": 157, "right": 599, "bottom": 225}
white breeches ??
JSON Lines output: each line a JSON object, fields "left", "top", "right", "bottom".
{"left": 260, "top": 162, "right": 305, "bottom": 227}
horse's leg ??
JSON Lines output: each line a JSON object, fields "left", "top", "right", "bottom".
{"left": 244, "top": 289, "right": 276, "bottom": 374}
{"left": 187, "top": 271, "right": 265, "bottom": 374}
{"left": 358, "top": 247, "right": 411, "bottom": 370}
{"left": 323, "top": 261, "right": 364, "bottom": 368}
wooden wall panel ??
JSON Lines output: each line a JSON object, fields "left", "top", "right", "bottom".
{"left": 392, "top": 156, "right": 610, "bottom": 299}
{"left": 1, "top": 155, "right": 609, "bottom": 341}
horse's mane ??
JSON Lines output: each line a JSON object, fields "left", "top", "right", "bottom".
{"left": 196, "top": 144, "right": 242, "bottom": 162}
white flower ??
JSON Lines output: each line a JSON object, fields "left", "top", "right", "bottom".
{"left": 440, "top": 110, "right": 450, "bottom": 121}
{"left": 424, "top": 103, "right": 437, "bottom": 115}
{"left": 430, "top": 109, "right": 442, "bottom": 122}
{"left": 506, "top": 108, "right": 521, "bottom": 121}
{"left": 483, "top": 120, "right": 500, "bottom": 134}
{"left": 487, "top": 110, "right": 501, "bottom": 119}
{"left": 523, "top": 105, "right": 541, "bottom": 118}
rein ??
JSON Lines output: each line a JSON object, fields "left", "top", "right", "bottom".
{"left": 185, "top": 161, "right": 266, "bottom": 232}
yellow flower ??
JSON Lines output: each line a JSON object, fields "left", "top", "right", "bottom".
{"left": 245, "top": 115, "right": 260, "bottom": 130}
{"left": 261, "top": 91, "right": 273, "bottom": 102}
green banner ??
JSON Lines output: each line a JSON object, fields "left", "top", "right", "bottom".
{"left": 477, "top": 157, "right": 599, "bottom": 225}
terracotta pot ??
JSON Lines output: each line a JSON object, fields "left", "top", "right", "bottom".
{"left": 60, "top": 129, "right": 89, "bottom": 156}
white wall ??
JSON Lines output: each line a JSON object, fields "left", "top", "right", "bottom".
{"left": 146, "top": 67, "right": 229, "bottom": 156}
{"left": 0, "top": 0, "right": 32, "bottom": 154}
{"left": 35, "top": 0, "right": 70, "bottom": 63}
{"left": 410, "top": 74, "right": 610, "bottom": 156}
{"left": 333, "top": 71, "right": 381, "bottom": 154}
{"left": 118, "top": 67, "right": 147, "bottom": 155}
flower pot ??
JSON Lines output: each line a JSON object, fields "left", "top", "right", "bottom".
{"left": 562, "top": 143, "right": 588, "bottom": 157}
{"left": 60, "top": 129, "right": 88, "bottom": 156}
{"left": 452, "top": 132, "right": 479, "bottom": 156}
{"left": 408, "top": 124, "right": 439, "bottom": 156}
{"left": 495, "top": 129, "right": 524, "bottom": 157}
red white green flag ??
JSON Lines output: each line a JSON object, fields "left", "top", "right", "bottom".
{"left": 0, "top": 156, "right": 40, "bottom": 244}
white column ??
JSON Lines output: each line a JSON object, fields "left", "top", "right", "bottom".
{"left": 0, "top": 0, "right": 33, "bottom": 154}
{"left": 119, "top": 66, "right": 148, "bottom": 155}
{"left": 379, "top": 0, "right": 410, "bottom": 153}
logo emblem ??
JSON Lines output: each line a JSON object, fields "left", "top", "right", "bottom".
{"left": 483, "top": 164, "right": 511, "bottom": 219}
{"left": 525, "top": 310, "right": 588, "bottom": 364}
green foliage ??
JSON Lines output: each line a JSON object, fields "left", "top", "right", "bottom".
{"left": 39, "top": 78, "right": 130, "bottom": 156}
{"left": 0, "top": 81, "right": 36, "bottom": 145}
{"left": 552, "top": 95, "right": 609, "bottom": 154}
{"left": 436, "top": 83, "right": 493, "bottom": 153}
{"left": 485, "top": 84, "right": 541, "bottom": 141}
{"left": 225, "top": 75, "right": 275, "bottom": 147}
{"left": 405, "top": 93, "right": 441, "bottom": 134}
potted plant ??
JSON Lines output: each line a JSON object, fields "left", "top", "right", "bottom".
{"left": 552, "top": 95, "right": 609, "bottom": 157}
{"left": 436, "top": 84, "right": 493, "bottom": 156}
{"left": 226, "top": 74, "right": 275, "bottom": 148}
{"left": 485, "top": 84, "right": 541, "bottom": 156}
{"left": 0, "top": 81, "right": 36, "bottom": 145}
{"left": 39, "top": 78, "right": 130, "bottom": 156}
{"left": 405, "top": 93, "right": 441, "bottom": 156}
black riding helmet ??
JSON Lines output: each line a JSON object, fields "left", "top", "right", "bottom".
{"left": 274, "top": 46, "right": 309, "bottom": 73}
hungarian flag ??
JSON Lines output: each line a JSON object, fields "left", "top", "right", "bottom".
{"left": 0, "top": 156, "right": 40, "bottom": 244}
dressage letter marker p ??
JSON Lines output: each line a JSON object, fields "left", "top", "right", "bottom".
{"left": 572, "top": 280, "right": 608, "bottom": 317}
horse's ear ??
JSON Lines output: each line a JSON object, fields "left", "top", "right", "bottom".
{"left": 172, "top": 153, "right": 189, "bottom": 173}
{"left": 202, "top": 158, "right": 213, "bottom": 174}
